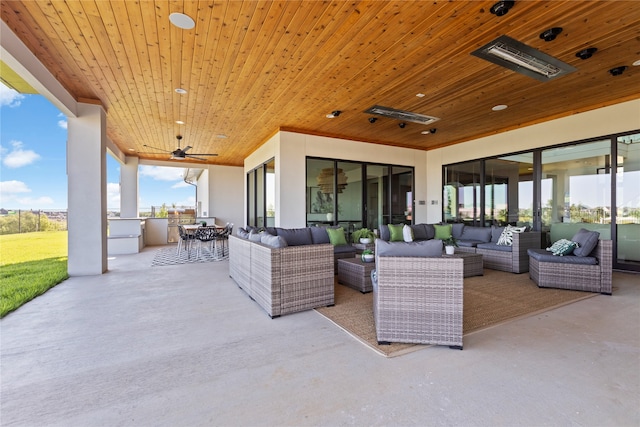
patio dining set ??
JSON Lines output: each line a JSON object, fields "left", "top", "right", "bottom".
{"left": 177, "top": 223, "right": 233, "bottom": 260}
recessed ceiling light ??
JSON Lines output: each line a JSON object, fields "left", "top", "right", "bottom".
{"left": 633, "top": 59, "right": 640, "bottom": 67}
{"left": 421, "top": 130, "right": 430, "bottom": 135}
{"left": 128, "top": 148, "right": 135, "bottom": 151}
{"left": 326, "top": 110, "right": 341, "bottom": 118}
{"left": 169, "top": 13, "right": 195, "bottom": 30}
{"left": 175, "top": 88, "right": 187, "bottom": 94}
{"left": 416, "top": 93, "right": 426, "bottom": 98}
{"left": 175, "top": 120, "right": 185, "bottom": 125}
{"left": 492, "top": 104, "right": 508, "bottom": 111}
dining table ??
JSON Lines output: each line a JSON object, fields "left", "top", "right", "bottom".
{"left": 181, "top": 224, "right": 226, "bottom": 258}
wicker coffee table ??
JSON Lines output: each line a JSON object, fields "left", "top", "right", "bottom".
{"left": 443, "top": 251, "right": 483, "bottom": 277}
{"left": 337, "top": 257, "right": 375, "bottom": 293}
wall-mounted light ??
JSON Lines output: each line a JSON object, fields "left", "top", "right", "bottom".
{"left": 609, "top": 66, "right": 627, "bottom": 76}
{"left": 368, "top": 117, "right": 377, "bottom": 123}
{"left": 398, "top": 122, "right": 406, "bottom": 128}
{"left": 576, "top": 48, "right": 597, "bottom": 60}
{"left": 539, "top": 27, "right": 562, "bottom": 42}
{"left": 490, "top": 1, "right": 514, "bottom": 17}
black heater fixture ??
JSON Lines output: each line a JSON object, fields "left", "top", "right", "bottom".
{"left": 490, "top": 1, "right": 514, "bottom": 16}
{"left": 609, "top": 66, "right": 627, "bottom": 76}
{"left": 540, "top": 27, "right": 562, "bottom": 42}
{"left": 576, "top": 48, "right": 597, "bottom": 60}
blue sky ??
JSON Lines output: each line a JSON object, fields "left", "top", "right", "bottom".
{"left": 0, "top": 83, "right": 195, "bottom": 211}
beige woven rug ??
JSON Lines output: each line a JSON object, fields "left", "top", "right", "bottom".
{"left": 315, "top": 269, "right": 597, "bottom": 357}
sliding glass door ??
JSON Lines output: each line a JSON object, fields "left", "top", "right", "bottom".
{"left": 615, "top": 133, "right": 640, "bottom": 270}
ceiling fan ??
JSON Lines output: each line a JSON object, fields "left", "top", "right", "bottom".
{"left": 142, "top": 135, "right": 218, "bottom": 161}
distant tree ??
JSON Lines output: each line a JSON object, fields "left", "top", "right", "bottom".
{"left": 156, "top": 203, "right": 169, "bottom": 218}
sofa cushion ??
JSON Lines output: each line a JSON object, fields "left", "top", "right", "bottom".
{"left": 497, "top": 225, "right": 526, "bottom": 246}
{"left": 276, "top": 228, "right": 313, "bottom": 246}
{"left": 457, "top": 239, "right": 483, "bottom": 248}
{"left": 333, "top": 244, "right": 357, "bottom": 254}
{"left": 327, "top": 227, "right": 348, "bottom": 246}
{"left": 528, "top": 249, "right": 598, "bottom": 265}
{"left": 410, "top": 224, "right": 428, "bottom": 240}
{"left": 476, "top": 242, "right": 512, "bottom": 252}
{"left": 572, "top": 228, "right": 600, "bottom": 257}
{"left": 309, "top": 226, "right": 330, "bottom": 244}
{"left": 402, "top": 224, "right": 414, "bottom": 242}
{"left": 237, "top": 228, "right": 250, "bottom": 239}
{"left": 261, "top": 234, "right": 288, "bottom": 248}
{"left": 491, "top": 226, "right": 505, "bottom": 243}
{"left": 388, "top": 224, "right": 404, "bottom": 242}
{"left": 460, "top": 226, "right": 492, "bottom": 243}
{"left": 379, "top": 224, "right": 390, "bottom": 241}
{"left": 248, "top": 230, "right": 263, "bottom": 242}
{"left": 376, "top": 239, "right": 443, "bottom": 258}
{"left": 264, "top": 227, "right": 277, "bottom": 236}
{"left": 424, "top": 224, "right": 435, "bottom": 240}
{"left": 451, "top": 223, "right": 465, "bottom": 239}
{"left": 434, "top": 224, "right": 452, "bottom": 240}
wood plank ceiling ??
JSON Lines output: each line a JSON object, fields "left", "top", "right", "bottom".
{"left": 2, "top": 1, "right": 639, "bottom": 166}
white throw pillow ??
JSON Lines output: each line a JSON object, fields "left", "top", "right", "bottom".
{"left": 496, "top": 225, "right": 526, "bottom": 246}
{"left": 403, "top": 224, "right": 414, "bottom": 242}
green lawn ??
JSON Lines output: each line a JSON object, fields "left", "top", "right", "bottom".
{"left": 0, "top": 231, "right": 69, "bottom": 318}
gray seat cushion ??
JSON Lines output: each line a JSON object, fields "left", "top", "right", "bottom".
{"left": 476, "top": 242, "right": 512, "bottom": 252}
{"left": 260, "top": 234, "right": 288, "bottom": 248}
{"left": 571, "top": 228, "right": 600, "bottom": 257}
{"left": 528, "top": 249, "right": 598, "bottom": 265}
{"left": 333, "top": 244, "right": 357, "bottom": 254}
{"left": 376, "top": 239, "right": 443, "bottom": 257}
{"left": 491, "top": 226, "right": 505, "bottom": 243}
{"left": 451, "top": 223, "right": 465, "bottom": 239}
{"left": 457, "top": 239, "right": 484, "bottom": 248}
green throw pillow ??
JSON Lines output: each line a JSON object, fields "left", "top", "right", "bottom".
{"left": 327, "top": 227, "right": 348, "bottom": 246}
{"left": 434, "top": 224, "right": 452, "bottom": 240}
{"left": 388, "top": 224, "right": 404, "bottom": 242}
{"left": 549, "top": 239, "right": 578, "bottom": 256}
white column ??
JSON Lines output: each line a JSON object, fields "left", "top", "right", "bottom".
{"left": 120, "top": 156, "right": 139, "bottom": 217}
{"left": 67, "top": 102, "right": 108, "bottom": 275}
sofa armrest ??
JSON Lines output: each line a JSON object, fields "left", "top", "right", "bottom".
{"left": 595, "top": 240, "right": 613, "bottom": 294}
{"left": 511, "top": 231, "right": 541, "bottom": 273}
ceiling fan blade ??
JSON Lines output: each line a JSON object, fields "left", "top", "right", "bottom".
{"left": 185, "top": 155, "right": 208, "bottom": 161}
{"left": 142, "top": 144, "right": 170, "bottom": 152}
{"left": 187, "top": 153, "right": 218, "bottom": 156}
{"left": 183, "top": 145, "right": 192, "bottom": 152}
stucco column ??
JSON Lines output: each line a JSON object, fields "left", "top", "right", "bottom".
{"left": 120, "top": 156, "right": 139, "bottom": 217}
{"left": 67, "top": 102, "right": 108, "bottom": 275}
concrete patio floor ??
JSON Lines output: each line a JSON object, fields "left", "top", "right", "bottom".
{"left": 1, "top": 245, "right": 639, "bottom": 427}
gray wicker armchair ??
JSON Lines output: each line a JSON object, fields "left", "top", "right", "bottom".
{"left": 373, "top": 255, "right": 465, "bottom": 349}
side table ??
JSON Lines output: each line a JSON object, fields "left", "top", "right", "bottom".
{"left": 337, "top": 257, "right": 375, "bottom": 293}
{"left": 442, "top": 251, "right": 483, "bottom": 277}
{"left": 351, "top": 242, "right": 375, "bottom": 254}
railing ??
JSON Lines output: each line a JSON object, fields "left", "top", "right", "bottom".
{"left": 0, "top": 209, "right": 68, "bottom": 235}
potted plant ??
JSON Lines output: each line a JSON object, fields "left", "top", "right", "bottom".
{"left": 352, "top": 228, "right": 376, "bottom": 244}
{"left": 442, "top": 236, "right": 458, "bottom": 255}
{"left": 361, "top": 249, "right": 375, "bottom": 263}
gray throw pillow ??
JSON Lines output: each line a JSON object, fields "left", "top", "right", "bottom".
{"left": 379, "top": 224, "right": 390, "bottom": 241}
{"left": 276, "top": 228, "right": 313, "bottom": 246}
{"left": 461, "top": 226, "right": 492, "bottom": 243}
{"left": 451, "top": 223, "right": 465, "bottom": 239}
{"left": 260, "top": 234, "right": 288, "bottom": 248}
{"left": 310, "top": 226, "right": 330, "bottom": 244}
{"left": 572, "top": 228, "right": 600, "bottom": 257}
{"left": 248, "top": 230, "right": 263, "bottom": 242}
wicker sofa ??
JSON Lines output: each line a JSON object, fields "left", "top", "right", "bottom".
{"left": 372, "top": 239, "right": 464, "bottom": 349}
{"left": 379, "top": 223, "right": 541, "bottom": 273}
{"left": 229, "top": 233, "right": 334, "bottom": 318}
{"left": 527, "top": 229, "right": 613, "bottom": 294}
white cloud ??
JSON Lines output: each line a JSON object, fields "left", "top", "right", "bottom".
{"left": 139, "top": 165, "right": 185, "bottom": 182}
{"left": 0, "top": 180, "right": 31, "bottom": 194}
{"left": 175, "top": 196, "right": 196, "bottom": 206}
{"left": 1, "top": 140, "right": 41, "bottom": 168}
{"left": 171, "top": 181, "right": 190, "bottom": 189}
{"left": 58, "top": 119, "right": 68, "bottom": 129}
{"left": 0, "top": 83, "right": 25, "bottom": 107}
{"left": 0, "top": 180, "right": 54, "bottom": 207}
{"left": 106, "top": 182, "right": 120, "bottom": 207}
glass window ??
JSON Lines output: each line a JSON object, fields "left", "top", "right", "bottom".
{"left": 486, "top": 154, "right": 535, "bottom": 227}
{"left": 616, "top": 133, "right": 640, "bottom": 269}
{"left": 336, "top": 161, "right": 363, "bottom": 237}
{"left": 444, "top": 161, "right": 482, "bottom": 225}
{"left": 541, "top": 140, "right": 611, "bottom": 230}
{"left": 265, "top": 159, "right": 275, "bottom": 227}
{"left": 307, "top": 159, "right": 335, "bottom": 226}
{"left": 365, "top": 164, "right": 389, "bottom": 232}
{"left": 247, "top": 171, "right": 255, "bottom": 226}
{"left": 390, "top": 166, "right": 413, "bottom": 225}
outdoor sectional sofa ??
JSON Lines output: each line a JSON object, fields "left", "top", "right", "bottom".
{"left": 379, "top": 223, "right": 542, "bottom": 273}
{"left": 229, "top": 226, "right": 356, "bottom": 317}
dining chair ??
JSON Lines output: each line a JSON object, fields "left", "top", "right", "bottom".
{"left": 195, "top": 226, "right": 218, "bottom": 259}
{"left": 214, "top": 223, "right": 233, "bottom": 259}
{"left": 177, "top": 225, "right": 196, "bottom": 258}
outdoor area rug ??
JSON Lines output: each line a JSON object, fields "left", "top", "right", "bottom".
{"left": 151, "top": 246, "right": 228, "bottom": 266}
{"left": 315, "top": 269, "right": 598, "bottom": 357}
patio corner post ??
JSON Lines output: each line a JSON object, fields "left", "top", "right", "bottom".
{"left": 67, "top": 102, "right": 108, "bottom": 275}
{"left": 121, "top": 156, "right": 139, "bottom": 218}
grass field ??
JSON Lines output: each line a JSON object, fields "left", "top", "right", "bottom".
{"left": 0, "top": 231, "right": 69, "bottom": 318}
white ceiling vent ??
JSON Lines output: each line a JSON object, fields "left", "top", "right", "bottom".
{"left": 364, "top": 105, "right": 440, "bottom": 125}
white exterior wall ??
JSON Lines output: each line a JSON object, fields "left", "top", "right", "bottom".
{"left": 120, "top": 156, "right": 139, "bottom": 218}
{"left": 200, "top": 165, "right": 244, "bottom": 229}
